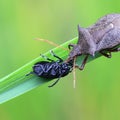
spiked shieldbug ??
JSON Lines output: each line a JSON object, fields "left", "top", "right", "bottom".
{"left": 68, "top": 13, "right": 120, "bottom": 70}
{"left": 27, "top": 51, "right": 73, "bottom": 87}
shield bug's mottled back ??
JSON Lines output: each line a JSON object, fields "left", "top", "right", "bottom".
{"left": 68, "top": 13, "right": 120, "bottom": 70}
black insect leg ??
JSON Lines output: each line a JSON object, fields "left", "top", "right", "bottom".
{"left": 50, "top": 50, "right": 63, "bottom": 62}
{"left": 79, "top": 55, "right": 89, "bottom": 70}
{"left": 48, "top": 76, "right": 61, "bottom": 87}
{"left": 26, "top": 71, "right": 34, "bottom": 76}
{"left": 40, "top": 54, "right": 54, "bottom": 62}
{"left": 99, "top": 51, "right": 111, "bottom": 58}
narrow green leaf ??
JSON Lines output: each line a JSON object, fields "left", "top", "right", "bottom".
{"left": 0, "top": 37, "right": 101, "bottom": 104}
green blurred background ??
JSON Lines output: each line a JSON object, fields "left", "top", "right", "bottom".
{"left": 0, "top": 0, "right": 120, "bottom": 120}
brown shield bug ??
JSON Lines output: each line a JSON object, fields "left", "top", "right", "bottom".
{"left": 67, "top": 13, "right": 120, "bottom": 70}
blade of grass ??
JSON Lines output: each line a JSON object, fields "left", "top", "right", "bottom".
{"left": 0, "top": 37, "right": 101, "bottom": 104}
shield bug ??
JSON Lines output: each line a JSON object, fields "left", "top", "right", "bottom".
{"left": 68, "top": 13, "right": 120, "bottom": 70}
{"left": 27, "top": 51, "right": 73, "bottom": 87}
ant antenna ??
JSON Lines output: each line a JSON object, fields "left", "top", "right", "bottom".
{"left": 35, "top": 38, "right": 69, "bottom": 51}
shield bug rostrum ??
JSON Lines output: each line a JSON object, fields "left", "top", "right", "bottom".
{"left": 27, "top": 51, "right": 73, "bottom": 87}
{"left": 67, "top": 13, "right": 120, "bottom": 70}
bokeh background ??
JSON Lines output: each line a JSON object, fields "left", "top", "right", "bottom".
{"left": 0, "top": 0, "right": 120, "bottom": 120}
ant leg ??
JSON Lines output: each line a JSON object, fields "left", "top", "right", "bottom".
{"left": 78, "top": 55, "right": 89, "bottom": 70}
{"left": 50, "top": 50, "right": 63, "bottom": 62}
{"left": 26, "top": 71, "right": 34, "bottom": 76}
{"left": 40, "top": 54, "right": 54, "bottom": 62}
{"left": 48, "top": 77, "right": 61, "bottom": 87}
{"left": 68, "top": 44, "right": 75, "bottom": 50}
{"left": 99, "top": 51, "right": 111, "bottom": 58}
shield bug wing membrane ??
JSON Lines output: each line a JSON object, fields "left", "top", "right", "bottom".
{"left": 88, "top": 14, "right": 120, "bottom": 47}
{"left": 96, "top": 27, "right": 120, "bottom": 51}
{"left": 96, "top": 16, "right": 120, "bottom": 52}
{"left": 88, "top": 14, "right": 120, "bottom": 44}
{"left": 88, "top": 22, "right": 114, "bottom": 44}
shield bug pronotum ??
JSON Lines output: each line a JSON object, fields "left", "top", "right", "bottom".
{"left": 68, "top": 13, "right": 120, "bottom": 70}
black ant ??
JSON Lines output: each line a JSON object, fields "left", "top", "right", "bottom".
{"left": 27, "top": 50, "right": 73, "bottom": 87}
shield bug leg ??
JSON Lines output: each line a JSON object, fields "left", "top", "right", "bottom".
{"left": 100, "top": 47, "right": 120, "bottom": 58}
{"left": 79, "top": 55, "right": 89, "bottom": 70}
{"left": 75, "top": 55, "right": 89, "bottom": 70}
{"left": 108, "top": 47, "right": 120, "bottom": 52}
{"left": 99, "top": 51, "right": 112, "bottom": 58}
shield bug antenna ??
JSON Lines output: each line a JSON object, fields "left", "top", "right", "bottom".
{"left": 35, "top": 38, "right": 69, "bottom": 51}
{"left": 27, "top": 50, "right": 73, "bottom": 87}
{"left": 73, "top": 56, "right": 77, "bottom": 88}
{"left": 68, "top": 13, "right": 120, "bottom": 70}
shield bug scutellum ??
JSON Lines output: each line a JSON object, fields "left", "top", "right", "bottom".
{"left": 68, "top": 13, "right": 120, "bottom": 70}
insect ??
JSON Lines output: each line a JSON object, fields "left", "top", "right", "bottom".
{"left": 67, "top": 13, "right": 120, "bottom": 70}
{"left": 27, "top": 51, "right": 73, "bottom": 87}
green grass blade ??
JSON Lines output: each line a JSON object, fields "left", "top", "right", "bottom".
{"left": 0, "top": 37, "right": 101, "bottom": 104}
